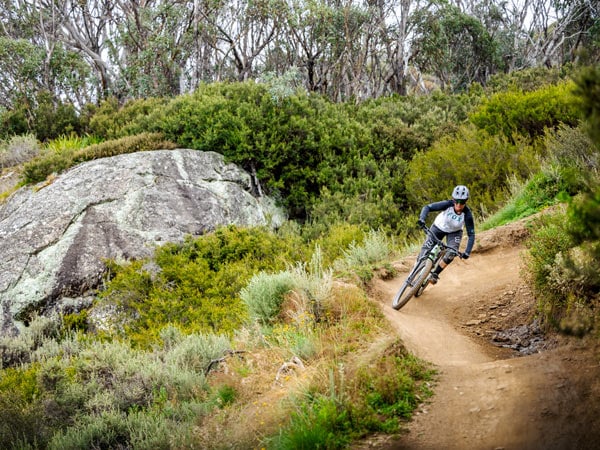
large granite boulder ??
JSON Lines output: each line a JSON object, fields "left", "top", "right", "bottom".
{"left": 0, "top": 149, "right": 285, "bottom": 336}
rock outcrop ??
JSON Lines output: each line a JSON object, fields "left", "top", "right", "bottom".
{"left": 0, "top": 149, "right": 285, "bottom": 335}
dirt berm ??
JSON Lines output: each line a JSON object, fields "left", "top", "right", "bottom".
{"left": 364, "top": 218, "right": 600, "bottom": 450}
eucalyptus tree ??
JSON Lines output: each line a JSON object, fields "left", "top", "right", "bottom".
{"left": 40, "top": 0, "right": 120, "bottom": 101}
{"left": 194, "top": 0, "right": 286, "bottom": 82}
{"left": 529, "top": 0, "right": 599, "bottom": 66}
{"left": 1, "top": 0, "right": 599, "bottom": 113}
{"left": 46, "top": 0, "right": 199, "bottom": 100}
{"left": 494, "top": 0, "right": 599, "bottom": 70}
{"left": 410, "top": 3, "right": 499, "bottom": 91}
{"left": 110, "top": 0, "right": 197, "bottom": 98}
{"left": 317, "top": 0, "right": 372, "bottom": 101}
{"left": 279, "top": 0, "right": 336, "bottom": 94}
{"left": 373, "top": 0, "right": 414, "bottom": 96}
{"left": 0, "top": 1, "right": 91, "bottom": 140}
{"left": 276, "top": 0, "right": 413, "bottom": 101}
{"left": 0, "top": 0, "right": 91, "bottom": 109}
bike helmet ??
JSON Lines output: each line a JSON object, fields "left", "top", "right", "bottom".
{"left": 452, "top": 185, "right": 470, "bottom": 201}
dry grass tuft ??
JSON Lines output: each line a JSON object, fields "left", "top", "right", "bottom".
{"left": 188, "top": 280, "right": 399, "bottom": 449}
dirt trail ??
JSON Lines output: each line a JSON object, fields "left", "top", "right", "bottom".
{"left": 368, "top": 221, "right": 600, "bottom": 450}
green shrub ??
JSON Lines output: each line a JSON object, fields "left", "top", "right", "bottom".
{"left": 88, "top": 97, "right": 171, "bottom": 139}
{"left": 21, "top": 132, "right": 176, "bottom": 184}
{"left": 20, "top": 151, "right": 72, "bottom": 184}
{"left": 357, "top": 357, "right": 418, "bottom": 419}
{"left": 308, "top": 157, "right": 410, "bottom": 234}
{"left": 405, "top": 124, "right": 540, "bottom": 215}
{"left": 544, "top": 124, "right": 598, "bottom": 173}
{"left": 47, "top": 390, "right": 197, "bottom": 450}
{"left": 288, "top": 246, "right": 333, "bottom": 319}
{"left": 0, "top": 314, "right": 61, "bottom": 368}
{"left": 240, "top": 271, "right": 296, "bottom": 325}
{"left": 333, "top": 229, "right": 395, "bottom": 284}
{"left": 557, "top": 185, "right": 600, "bottom": 302}
{"left": 156, "top": 82, "right": 364, "bottom": 219}
{"left": 62, "top": 311, "right": 89, "bottom": 333}
{"left": 305, "top": 223, "right": 368, "bottom": 267}
{"left": 0, "top": 104, "right": 29, "bottom": 138}
{"left": 523, "top": 209, "right": 575, "bottom": 325}
{"left": 481, "top": 122, "right": 595, "bottom": 229}
{"left": 521, "top": 189, "right": 600, "bottom": 333}
{"left": 215, "top": 384, "right": 238, "bottom": 408}
{"left": 524, "top": 210, "right": 573, "bottom": 293}
{"left": 81, "top": 82, "right": 481, "bottom": 226}
{"left": 163, "top": 332, "right": 231, "bottom": 373}
{"left": 486, "top": 67, "right": 573, "bottom": 93}
{"left": 482, "top": 163, "right": 585, "bottom": 230}
{"left": 265, "top": 339, "right": 434, "bottom": 450}
{"left": 568, "top": 183, "right": 600, "bottom": 245}
{"left": 573, "top": 65, "right": 600, "bottom": 146}
{"left": 470, "top": 81, "right": 581, "bottom": 141}
{"left": 0, "top": 334, "right": 33, "bottom": 367}
{"left": 126, "top": 409, "right": 176, "bottom": 450}
{"left": 350, "top": 341, "right": 434, "bottom": 430}
{"left": 32, "top": 91, "right": 81, "bottom": 142}
{"left": 348, "top": 92, "right": 475, "bottom": 158}
{"left": 0, "top": 365, "right": 48, "bottom": 449}
{"left": 0, "top": 327, "right": 226, "bottom": 449}
{"left": 269, "top": 396, "right": 353, "bottom": 450}
{"left": 547, "top": 246, "right": 600, "bottom": 316}
{"left": 48, "top": 409, "right": 132, "bottom": 450}
{"left": 0, "top": 92, "right": 82, "bottom": 142}
{"left": 30, "top": 334, "right": 211, "bottom": 424}
{"left": 334, "top": 229, "right": 393, "bottom": 270}
{"left": 0, "top": 134, "right": 40, "bottom": 168}
{"left": 99, "top": 225, "right": 304, "bottom": 347}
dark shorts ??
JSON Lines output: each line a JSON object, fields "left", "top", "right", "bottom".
{"left": 419, "top": 225, "right": 463, "bottom": 264}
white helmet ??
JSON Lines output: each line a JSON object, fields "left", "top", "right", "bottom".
{"left": 452, "top": 185, "right": 470, "bottom": 200}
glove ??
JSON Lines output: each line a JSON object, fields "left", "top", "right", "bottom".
{"left": 417, "top": 219, "right": 425, "bottom": 228}
{"left": 461, "top": 253, "right": 470, "bottom": 260}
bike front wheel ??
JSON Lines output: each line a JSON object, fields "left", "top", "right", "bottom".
{"left": 391, "top": 259, "right": 433, "bottom": 310}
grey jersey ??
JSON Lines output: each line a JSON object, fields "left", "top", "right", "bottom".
{"left": 419, "top": 199, "right": 476, "bottom": 255}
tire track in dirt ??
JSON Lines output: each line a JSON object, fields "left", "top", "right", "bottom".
{"left": 367, "top": 224, "right": 600, "bottom": 450}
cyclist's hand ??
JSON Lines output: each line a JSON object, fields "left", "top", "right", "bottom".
{"left": 461, "top": 253, "right": 470, "bottom": 260}
{"left": 417, "top": 219, "right": 425, "bottom": 229}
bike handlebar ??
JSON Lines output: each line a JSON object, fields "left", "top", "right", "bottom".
{"left": 421, "top": 225, "right": 466, "bottom": 259}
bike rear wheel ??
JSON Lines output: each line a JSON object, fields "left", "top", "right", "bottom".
{"left": 391, "top": 259, "right": 433, "bottom": 310}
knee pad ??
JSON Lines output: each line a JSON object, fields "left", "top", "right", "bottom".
{"left": 443, "top": 252, "right": 456, "bottom": 265}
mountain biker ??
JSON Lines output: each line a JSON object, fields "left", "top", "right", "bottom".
{"left": 416, "top": 185, "right": 475, "bottom": 285}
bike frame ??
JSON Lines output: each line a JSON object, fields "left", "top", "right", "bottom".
{"left": 391, "top": 225, "right": 462, "bottom": 310}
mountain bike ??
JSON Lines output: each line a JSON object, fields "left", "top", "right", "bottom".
{"left": 391, "top": 225, "right": 464, "bottom": 311}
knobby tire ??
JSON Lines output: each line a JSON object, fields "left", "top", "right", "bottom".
{"left": 391, "top": 259, "right": 433, "bottom": 310}
{"left": 415, "top": 278, "right": 428, "bottom": 298}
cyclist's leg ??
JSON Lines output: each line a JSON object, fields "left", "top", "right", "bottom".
{"left": 417, "top": 229, "right": 437, "bottom": 260}
{"left": 421, "top": 226, "right": 446, "bottom": 284}
{"left": 432, "top": 230, "right": 463, "bottom": 280}
{"left": 443, "top": 230, "right": 463, "bottom": 265}
{"left": 420, "top": 226, "right": 446, "bottom": 257}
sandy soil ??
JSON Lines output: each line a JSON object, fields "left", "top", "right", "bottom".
{"left": 365, "top": 219, "right": 600, "bottom": 450}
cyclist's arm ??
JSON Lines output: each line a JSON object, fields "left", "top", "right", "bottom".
{"left": 418, "top": 200, "right": 454, "bottom": 223}
{"left": 464, "top": 207, "right": 476, "bottom": 255}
